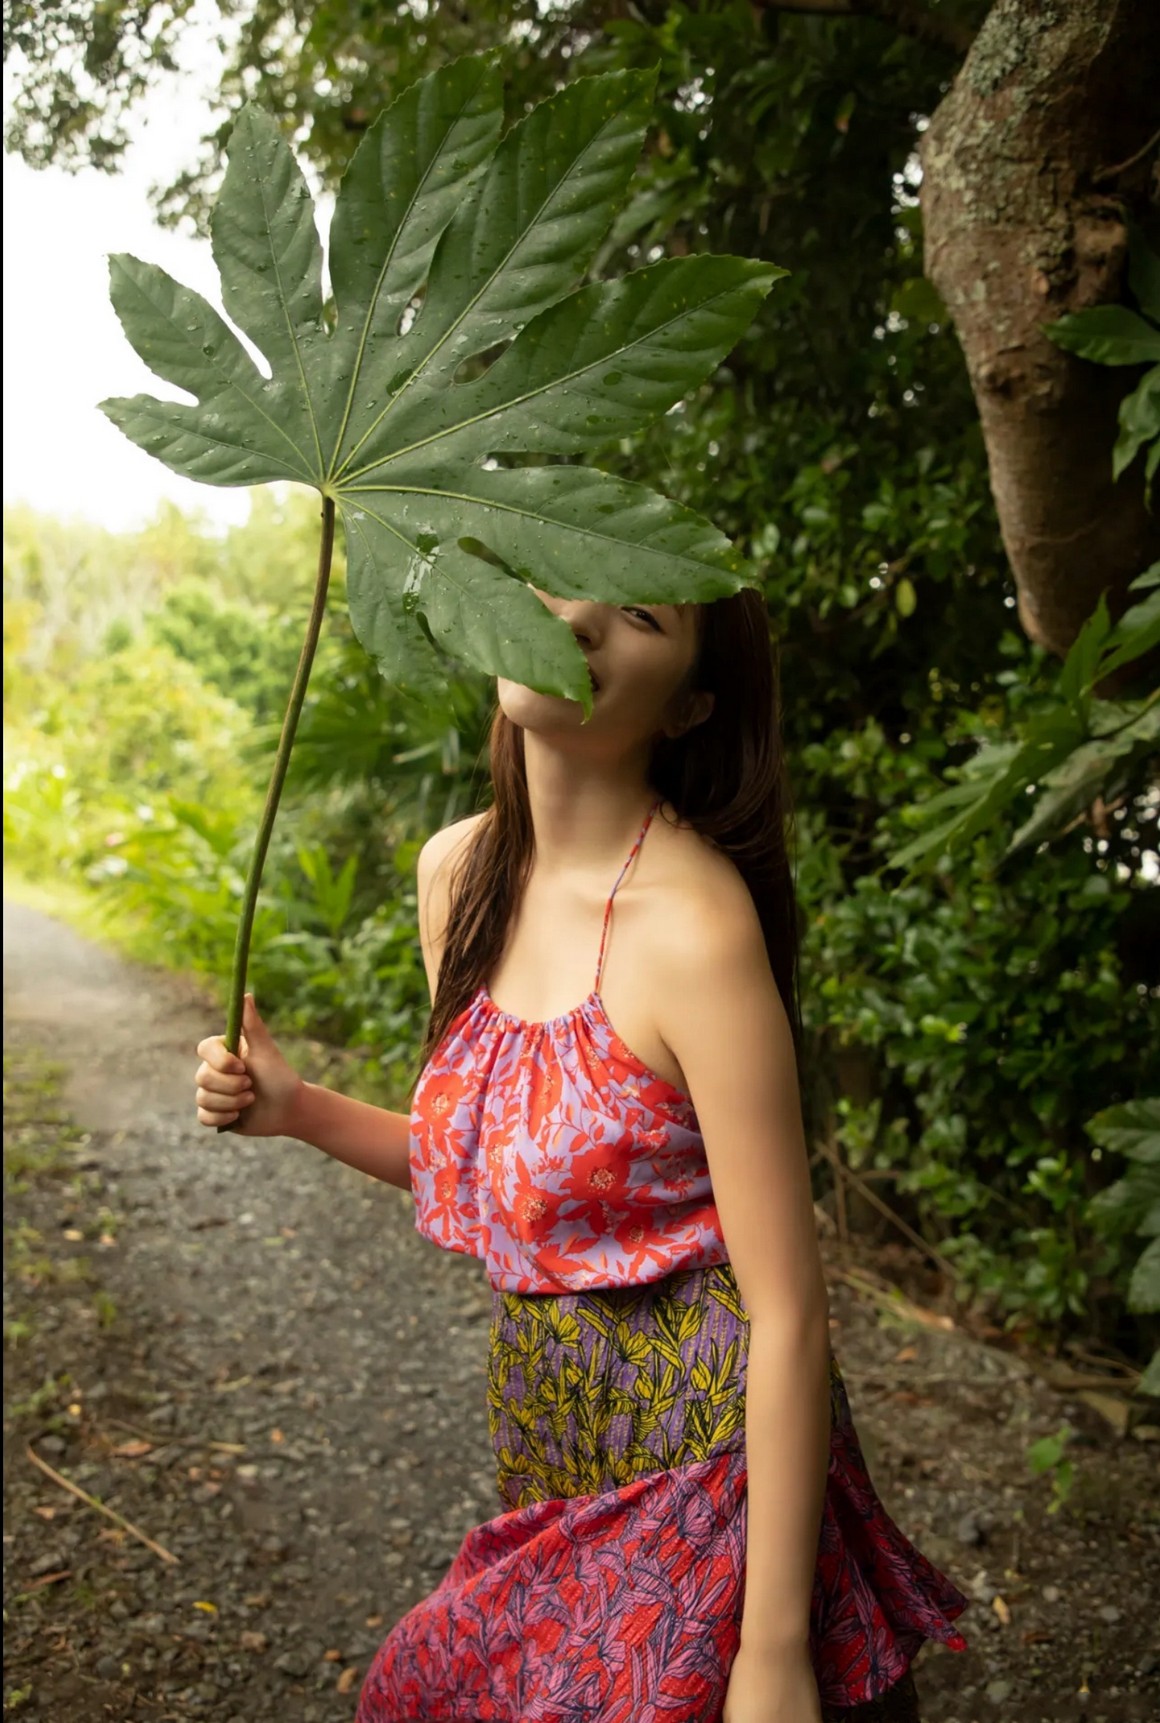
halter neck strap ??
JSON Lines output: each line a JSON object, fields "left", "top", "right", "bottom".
{"left": 593, "top": 797, "right": 663, "bottom": 993}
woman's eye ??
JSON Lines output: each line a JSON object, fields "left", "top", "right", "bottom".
{"left": 623, "top": 606, "right": 662, "bottom": 630}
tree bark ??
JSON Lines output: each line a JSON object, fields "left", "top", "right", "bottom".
{"left": 920, "top": 0, "right": 1160, "bottom": 674}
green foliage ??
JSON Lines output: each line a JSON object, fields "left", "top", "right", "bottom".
{"left": 887, "top": 565, "right": 1160, "bottom": 873}
{"left": 1043, "top": 227, "right": 1160, "bottom": 498}
{"left": 4, "top": 638, "right": 254, "bottom": 885}
{"left": 2, "top": 500, "right": 214, "bottom": 709}
{"left": 3, "top": 0, "right": 202, "bottom": 173}
{"left": 1087, "top": 1098, "right": 1160, "bottom": 1395}
{"left": 1026, "top": 1425, "right": 1076, "bottom": 1515}
{"left": 146, "top": 581, "right": 304, "bottom": 727}
{"left": 52, "top": 644, "right": 248, "bottom": 800}
{"left": 3, "top": 497, "right": 468, "bottom": 1105}
{"left": 101, "top": 62, "right": 778, "bottom": 702}
{"left": 105, "top": 795, "right": 431, "bottom": 1097}
{"left": 870, "top": 563, "right": 1158, "bottom": 1355}
{"left": 1046, "top": 306, "right": 1160, "bottom": 369}
{"left": 804, "top": 769, "right": 1153, "bottom": 1332}
{"left": 6, "top": 6, "right": 1157, "bottom": 1358}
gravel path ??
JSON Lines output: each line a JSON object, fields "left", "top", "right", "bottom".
{"left": 3, "top": 900, "right": 1158, "bottom": 1722}
{"left": 3, "top": 900, "right": 496, "bottom": 1720}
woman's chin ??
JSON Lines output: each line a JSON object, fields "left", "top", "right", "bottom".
{"left": 496, "top": 677, "right": 591, "bottom": 731}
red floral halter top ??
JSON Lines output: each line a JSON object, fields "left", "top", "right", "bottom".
{"left": 409, "top": 798, "right": 730, "bottom": 1292}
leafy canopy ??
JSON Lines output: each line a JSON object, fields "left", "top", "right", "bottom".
{"left": 101, "top": 56, "right": 782, "bottom": 703}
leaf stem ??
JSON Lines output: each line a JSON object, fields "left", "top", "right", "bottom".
{"left": 220, "top": 495, "right": 336, "bottom": 1067}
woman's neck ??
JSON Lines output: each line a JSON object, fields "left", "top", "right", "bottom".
{"left": 521, "top": 732, "right": 657, "bottom": 873}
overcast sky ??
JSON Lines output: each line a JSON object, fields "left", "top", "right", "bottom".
{"left": 3, "top": 25, "right": 260, "bottom": 533}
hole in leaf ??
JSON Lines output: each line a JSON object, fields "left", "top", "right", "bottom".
{"left": 451, "top": 338, "right": 512, "bottom": 387}
{"left": 397, "top": 285, "right": 426, "bottom": 338}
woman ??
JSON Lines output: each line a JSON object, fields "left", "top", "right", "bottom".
{"left": 195, "top": 587, "right": 969, "bottom": 1722}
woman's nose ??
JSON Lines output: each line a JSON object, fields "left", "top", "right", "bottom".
{"left": 556, "top": 598, "right": 605, "bottom": 646}
{"left": 531, "top": 587, "right": 607, "bottom": 644}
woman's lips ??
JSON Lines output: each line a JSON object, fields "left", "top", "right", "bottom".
{"left": 588, "top": 667, "right": 600, "bottom": 692}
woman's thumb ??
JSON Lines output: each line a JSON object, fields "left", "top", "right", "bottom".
{"left": 242, "top": 992, "right": 266, "bottom": 1037}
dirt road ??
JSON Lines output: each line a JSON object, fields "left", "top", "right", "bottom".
{"left": 3, "top": 901, "right": 1158, "bottom": 1722}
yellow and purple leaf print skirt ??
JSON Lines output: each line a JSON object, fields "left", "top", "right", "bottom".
{"left": 356, "top": 1263, "right": 969, "bottom": 1722}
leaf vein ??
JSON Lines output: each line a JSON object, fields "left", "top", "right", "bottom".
{"left": 344, "top": 478, "right": 715, "bottom": 572}
{"left": 251, "top": 150, "right": 325, "bottom": 476}
{"left": 333, "top": 101, "right": 640, "bottom": 482}
{"left": 327, "top": 74, "right": 489, "bottom": 479}
{"left": 342, "top": 276, "right": 754, "bottom": 483}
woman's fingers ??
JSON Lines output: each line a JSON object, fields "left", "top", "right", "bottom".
{"left": 195, "top": 1034, "right": 248, "bottom": 1076}
{"left": 196, "top": 1087, "right": 255, "bottom": 1127}
{"left": 196, "top": 1081, "right": 254, "bottom": 1109}
{"left": 198, "top": 1103, "right": 238, "bottom": 1126}
{"left": 195, "top": 1061, "right": 250, "bottom": 1097}
{"left": 194, "top": 1032, "right": 258, "bottom": 1129}
{"left": 196, "top": 1080, "right": 254, "bottom": 1107}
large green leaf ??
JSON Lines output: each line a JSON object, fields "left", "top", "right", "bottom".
{"left": 101, "top": 59, "right": 782, "bottom": 702}
{"left": 1113, "top": 364, "right": 1160, "bottom": 487}
{"left": 1087, "top": 1098, "right": 1160, "bottom": 1165}
{"left": 1097, "top": 563, "right": 1160, "bottom": 681}
{"left": 886, "top": 712, "right": 1087, "bottom": 873}
{"left": 1044, "top": 305, "right": 1160, "bottom": 367}
{"left": 887, "top": 566, "right": 1160, "bottom": 873}
{"left": 1007, "top": 697, "right": 1160, "bottom": 856}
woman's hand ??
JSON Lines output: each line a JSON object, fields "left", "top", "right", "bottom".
{"left": 722, "top": 1639, "right": 824, "bottom": 1723}
{"left": 194, "top": 994, "right": 303, "bottom": 1138}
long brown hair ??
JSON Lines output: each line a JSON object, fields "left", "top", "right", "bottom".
{"left": 420, "top": 588, "right": 803, "bottom": 1074}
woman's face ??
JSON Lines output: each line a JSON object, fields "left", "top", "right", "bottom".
{"left": 496, "top": 590, "right": 713, "bottom": 753}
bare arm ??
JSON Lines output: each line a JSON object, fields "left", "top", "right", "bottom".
{"left": 656, "top": 871, "right": 831, "bottom": 1659}
{"left": 193, "top": 812, "right": 486, "bottom": 1190}
{"left": 194, "top": 994, "right": 415, "bottom": 1189}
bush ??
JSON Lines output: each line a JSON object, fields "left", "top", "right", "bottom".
{"left": 805, "top": 803, "right": 1150, "bottom": 1333}
{"left": 4, "top": 642, "right": 254, "bottom": 884}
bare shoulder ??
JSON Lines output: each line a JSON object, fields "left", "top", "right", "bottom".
{"left": 416, "top": 810, "right": 489, "bottom": 988}
{"left": 417, "top": 808, "right": 488, "bottom": 894}
{"left": 644, "top": 806, "right": 765, "bottom": 976}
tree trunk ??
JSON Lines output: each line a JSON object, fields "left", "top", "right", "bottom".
{"left": 920, "top": 0, "right": 1160, "bottom": 676}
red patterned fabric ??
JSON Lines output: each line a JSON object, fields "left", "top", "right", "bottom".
{"left": 409, "top": 798, "right": 733, "bottom": 1293}
{"left": 358, "top": 1449, "right": 969, "bottom": 1721}
{"left": 360, "top": 1455, "right": 748, "bottom": 1721}
{"left": 356, "top": 1266, "right": 970, "bottom": 1721}
{"left": 358, "top": 806, "right": 971, "bottom": 1719}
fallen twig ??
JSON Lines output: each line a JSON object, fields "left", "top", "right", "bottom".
{"left": 104, "top": 1417, "right": 246, "bottom": 1455}
{"left": 820, "top": 1144, "right": 959, "bottom": 1283}
{"left": 1059, "top": 1344, "right": 1141, "bottom": 1379}
{"left": 839, "top": 1368, "right": 1013, "bottom": 1388}
{"left": 1036, "top": 1366, "right": 1142, "bottom": 1393}
{"left": 26, "top": 1443, "right": 179, "bottom": 1565}
{"left": 833, "top": 1266, "right": 957, "bottom": 1332}
{"left": 9, "top": 1570, "right": 74, "bottom": 1604}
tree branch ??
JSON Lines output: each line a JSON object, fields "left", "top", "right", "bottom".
{"left": 751, "top": 0, "right": 976, "bottom": 57}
